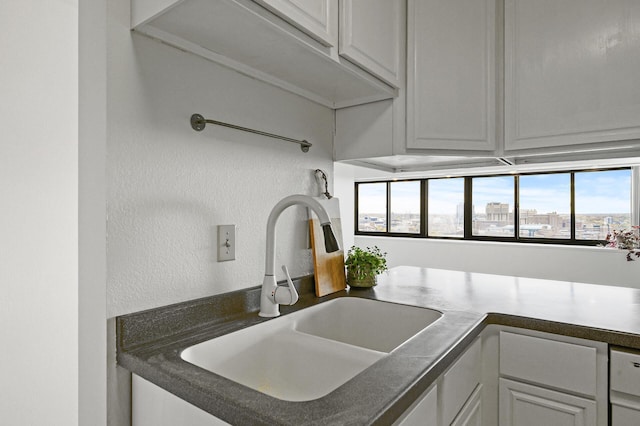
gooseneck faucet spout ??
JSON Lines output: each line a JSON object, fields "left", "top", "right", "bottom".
{"left": 259, "top": 194, "right": 340, "bottom": 317}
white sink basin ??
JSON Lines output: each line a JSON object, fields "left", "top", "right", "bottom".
{"left": 294, "top": 297, "right": 442, "bottom": 353}
{"left": 181, "top": 298, "right": 441, "bottom": 401}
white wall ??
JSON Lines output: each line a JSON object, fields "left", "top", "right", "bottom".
{"left": 355, "top": 236, "right": 639, "bottom": 288}
{"left": 336, "top": 164, "right": 640, "bottom": 289}
{"left": 0, "top": 1, "right": 80, "bottom": 424}
{"left": 106, "top": 0, "right": 334, "bottom": 317}
{"left": 79, "top": 0, "right": 108, "bottom": 424}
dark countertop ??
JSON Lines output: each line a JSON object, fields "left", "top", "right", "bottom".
{"left": 117, "top": 267, "right": 640, "bottom": 425}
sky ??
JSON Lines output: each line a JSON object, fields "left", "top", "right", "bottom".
{"left": 429, "top": 178, "right": 464, "bottom": 213}
{"left": 358, "top": 169, "right": 632, "bottom": 215}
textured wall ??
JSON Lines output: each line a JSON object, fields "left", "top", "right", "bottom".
{"left": 107, "top": 0, "right": 334, "bottom": 318}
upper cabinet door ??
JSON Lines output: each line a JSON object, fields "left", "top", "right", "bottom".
{"left": 406, "top": 0, "right": 496, "bottom": 152}
{"left": 254, "top": 0, "right": 338, "bottom": 47}
{"left": 504, "top": 0, "right": 640, "bottom": 152}
{"left": 339, "top": 0, "right": 405, "bottom": 88}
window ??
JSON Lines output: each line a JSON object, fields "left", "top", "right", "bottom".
{"left": 355, "top": 167, "right": 635, "bottom": 246}
{"left": 390, "top": 181, "right": 421, "bottom": 233}
{"left": 519, "top": 173, "right": 571, "bottom": 239}
{"left": 428, "top": 178, "right": 464, "bottom": 237}
{"left": 574, "top": 169, "right": 632, "bottom": 240}
{"left": 357, "top": 182, "right": 387, "bottom": 232}
{"left": 472, "top": 176, "right": 515, "bottom": 238}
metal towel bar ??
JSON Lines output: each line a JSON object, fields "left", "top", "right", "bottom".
{"left": 190, "top": 113, "right": 311, "bottom": 153}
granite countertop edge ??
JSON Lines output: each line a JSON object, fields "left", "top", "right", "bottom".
{"left": 116, "top": 267, "right": 640, "bottom": 425}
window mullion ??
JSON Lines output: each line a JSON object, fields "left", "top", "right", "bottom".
{"left": 632, "top": 166, "right": 640, "bottom": 227}
{"left": 514, "top": 175, "right": 520, "bottom": 240}
{"left": 464, "top": 177, "right": 472, "bottom": 239}
{"left": 354, "top": 182, "right": 359, "bottom": 235}
{"left": 421, "top": 180, "right": 427, "bottom": 236}
{"left": 386, "top": 181, "right": 391, "bottom": 233}
{"left": 570, "top": 173, "right": 576, "bottom": 240}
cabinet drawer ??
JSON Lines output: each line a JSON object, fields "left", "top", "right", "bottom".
{"left": 611, "top": 349, "right": 640, "bottom": 396}
{"left": 500, "top": 331, "right": 597, "bottom": 396}
{"left": 442, "top": 338, "right": 481, "bottom": 426}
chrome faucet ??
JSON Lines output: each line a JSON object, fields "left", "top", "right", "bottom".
{"left": 259, "top": 194, "right": 340, "bottom": 317}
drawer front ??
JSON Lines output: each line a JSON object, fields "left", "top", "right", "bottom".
{"left": 500, "top": 331, "right": 597, "bottom": 396}
{"left": 442, "top": 338, "right": 482, "bottom": 426}
{"left": 611, "top": 349, "right": 640, "bottom": 396}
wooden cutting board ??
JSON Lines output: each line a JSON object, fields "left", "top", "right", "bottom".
{"left": 308, "top": 197, "right": 347, "bottom": 297}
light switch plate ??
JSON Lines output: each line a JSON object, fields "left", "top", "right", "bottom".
{"left": 217, "top": 224, "right": 236, "bottom": 262}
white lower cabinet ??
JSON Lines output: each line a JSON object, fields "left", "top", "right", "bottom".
{"left": 396, "top": 383, "right": 439, "bottom": 426}
{"left": 496, "top": 328, "right": 608, "bottom": 426}
{"left": 396, "top": 338, "right": 483, "bottom": 426}
{"left": 610, "top": 348, "right": 640, "bottom": 426}
{"left": 451, "top": 384, "right": 483, "bottom": 426}
{"left": 499, "top": 378, "right": 596, "bottom": 426}
{"left": 441, "top": 338, "right": 482, "bottom": 425}
{"left": 132, "top": 375, "right": 229, "bottom": 426}
{"left": 611, "top": 403, "right": 640, "bottom": 426}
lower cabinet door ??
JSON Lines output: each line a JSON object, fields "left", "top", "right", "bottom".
{"left": 612, "top": 403, "right": 640, "bottom": 426}
{"left": 451, "top": 384, "right": 483, "bottom": 426}
{"left": 499, "top": 378, "right": 596, "bottom": 426}
{"left": 395, "top": 384, "right": 438, "bottom": 426}
{"left": 133, "top": 375, "right": 230, "bottom": 426}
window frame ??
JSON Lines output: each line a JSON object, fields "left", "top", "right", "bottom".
{"left": 354, "top": 167, "right": 635, "bottom": 247}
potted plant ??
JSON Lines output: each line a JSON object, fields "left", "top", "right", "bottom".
{"left": 604, "top": 227, "right": 640, "bottom": 261}
{"left": 345, "top": 246, "right": 388, "bottom": 288}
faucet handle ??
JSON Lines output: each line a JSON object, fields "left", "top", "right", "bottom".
{"left": 273, "top": 265, "right": 299, "bottom": 306}
{"left": 281, "top": 265, "right": 299, "bottom": 305}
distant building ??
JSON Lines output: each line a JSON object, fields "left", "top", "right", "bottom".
{"left": 519, "top": 209, "right": 537, "bottom": 220}
{"left": 521, "top": 211, "right": 561, "bottom": 228}
{"left": 486, "top": 202, "right": 510, "bottom": 221}
{"left": 456, "top": 202, "right": 465, "bottom": 228}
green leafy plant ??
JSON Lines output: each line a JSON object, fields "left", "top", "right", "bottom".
{"left": 345, "top": 246, "right": 388, "bottom": 280}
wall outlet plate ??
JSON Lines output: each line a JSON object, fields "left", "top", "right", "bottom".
{"left": 218, "top": 224, "right": 236, "bottom": 262}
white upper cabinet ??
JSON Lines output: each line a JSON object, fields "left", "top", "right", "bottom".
{"left": 406, "top": 0, "right": 496, "bottom": 153}
{"left": 254, "top": 0, "right": 337, "bottom": 47}
{"left": 337, "top": 0, "right": 640, "bottom": 171}
{"left": 504, "top": 0, "right": 640, "bottom": 152}
{"left": 339, "top": 0, "right": 404, "bottom": 88}
{"left": 130, "top": 0, "right": 396, "bottom": 109}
